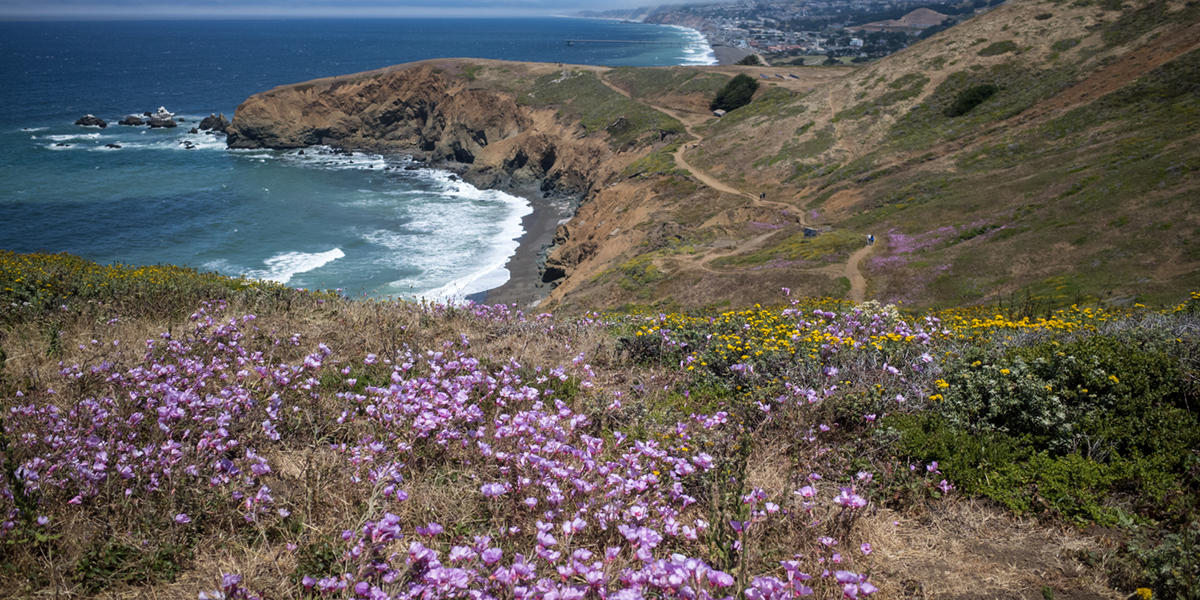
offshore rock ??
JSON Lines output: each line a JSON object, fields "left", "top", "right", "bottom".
{"left": 74, "top": 114, "right": 107, "bottom": 128}
{"left": 119, "top": 115, "right": 144, "bottom": 126}
{"left": 199, "top": 113, "right": 230, "bottom": 132}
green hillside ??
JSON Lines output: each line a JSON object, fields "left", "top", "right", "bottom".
{"left": 547, "top": 0, "right": 1199, "bottom": 312}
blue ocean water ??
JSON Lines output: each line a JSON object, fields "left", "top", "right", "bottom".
{"left": 0, "top": 19, "right": 714, "bottom": 298}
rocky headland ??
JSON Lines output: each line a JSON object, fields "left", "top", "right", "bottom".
{"left": 227, "top": 63, "right": 609, "bottom": 197}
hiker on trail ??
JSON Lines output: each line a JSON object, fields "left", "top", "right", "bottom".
{"left": 867, "top": 234, "right": 875, "bottom": 245}
{"left": 760, "top": 192, "right": 765, "bottom": 200}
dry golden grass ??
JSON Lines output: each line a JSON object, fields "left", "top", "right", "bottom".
{"left": 861, "top": 498, "right": 1119, "bottom": 599}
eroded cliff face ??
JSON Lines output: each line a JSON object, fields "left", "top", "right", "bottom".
{"left": 227, "top": 61, "right": 613, "bottom": 197}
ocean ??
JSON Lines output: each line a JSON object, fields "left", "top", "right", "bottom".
{"left": 0, "top": 18, "right": 714, "bottom": 299}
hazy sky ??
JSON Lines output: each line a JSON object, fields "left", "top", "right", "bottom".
{"left": 0, "top": 0, "right": 658, "bottom": 19}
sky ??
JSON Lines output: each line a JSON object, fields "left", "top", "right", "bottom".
{"left": 0, "top": 0, "right": 658, "bottom": 19}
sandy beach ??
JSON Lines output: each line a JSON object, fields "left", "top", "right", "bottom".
{"left": 471, "top": 183, "right": 574, "bottom": 308}
{"left": 713, "top": 44, "right": 758, "bottom": 65}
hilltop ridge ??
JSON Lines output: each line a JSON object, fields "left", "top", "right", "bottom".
{"left": 228, "top": 0, "right": 1200, "bottom": 311}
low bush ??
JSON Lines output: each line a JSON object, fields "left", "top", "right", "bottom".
{"left": 945, "top": 83, "right": 999, "bottom": 117}
{"left": 977, "top": 40, "right": 1018, "bottom": 57}
{"left": 888, "top": 326, "right": 1199, "bottom": 592}
{"left": 710, "top": 73, "right": 760, "bottom": 112}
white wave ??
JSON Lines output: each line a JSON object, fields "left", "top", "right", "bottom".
{"left": 177, "top": 134, "right": 228, "bottom": 151}
{"left": 362, "top": 229, "right": 416, "bottom": 250}
{"left": 382, "top": 173, "right": 532, "bottom": 302}
{"left": 203, "top": 259, "right": 237, "bottom": 273}
{"left": 20, "top": 127, "right": 47, "bottom": 132}
{"left": 668, "top": 25, "right": 718, "bottom": 66}
{"left": 45, "top": 133, "right": 100, "bottom": 142}
{"left": 233, "top": 146, "right": 391, "bottom": 171}
{"left": 115, "top": 131, "right": 229, "bottom": 152}
{"left": 243, "top": 248, "right": 346, "bottom": 284}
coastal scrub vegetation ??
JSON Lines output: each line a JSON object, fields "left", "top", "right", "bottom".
{"left": 0, "top": 253, "right": 1197, "bottom": 598}
{"left": 944, "top": 83, "right": 999, "bottom": 117}
{"left": 710, "top": 73, "right": 760, "bottom": 113}
{"left": 606, "top": 68, "right": 729, "bottom": 101}
{"left": 518, "top": 70, "right": 683, "bottom": 149}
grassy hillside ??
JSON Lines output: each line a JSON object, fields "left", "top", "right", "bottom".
{"left": 1, "top": 253, "right": 1197, "bottom": 598}
{"left": 538, "top": 0, "right": 1200, "bottom": 312}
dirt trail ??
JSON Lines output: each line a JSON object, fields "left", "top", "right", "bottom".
{"left": 596, "top": 70, "right": 872, "bottom": 301}
{"left": 665, "top": 230, "right": 782, "bottom": 276}
{"left": 844, "top": 243, "right": 873, "bottom": 303}
{"left": 597, "top": 72, "right": 799, "bottom": 217}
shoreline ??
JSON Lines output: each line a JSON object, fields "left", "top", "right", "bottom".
{"left": 467, "top": 180, "right": 573, "bottom": 308}
{"left": 713, "top": 44, "right": 758, "bottom": 65}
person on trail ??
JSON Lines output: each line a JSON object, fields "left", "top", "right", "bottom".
{"left": 867, "top": 234, "right": 875, "bottom": 245}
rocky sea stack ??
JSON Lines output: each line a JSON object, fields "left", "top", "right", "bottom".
{"left": 74, "top": 114, "right": 107, "bottom": 128}
{"left": 147, "top": 106, "right": 177, "bottom": 128}
{"left": 198, "top": 113, "right": 230, "bottom": 133}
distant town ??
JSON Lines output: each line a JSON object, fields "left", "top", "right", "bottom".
{"left": 579, "top": 0, "right": 1006, "bottom": 65}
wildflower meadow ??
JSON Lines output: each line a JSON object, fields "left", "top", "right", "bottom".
{"left": 0, "top": 254, "right": 1196, "bottom": 598}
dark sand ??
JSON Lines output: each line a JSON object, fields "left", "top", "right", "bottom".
{"left": 714, "top": 45, "right": 758, "bottom": 65}
{"left": 470, "top": 183, "right": 574, "bottom": 308}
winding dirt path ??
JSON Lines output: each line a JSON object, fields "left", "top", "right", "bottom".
{"left": 596, "top": 69, "right": 872, "bottom": 301}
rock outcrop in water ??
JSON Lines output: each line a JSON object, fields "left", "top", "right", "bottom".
{"left": 119, "top": 115, "right": 144, "bottom": 126}
{"left": 74, "top": 114, "right": 107, "bottom": 128}
{"left": 199, "top": 113, "right": 230, "bottom": 133}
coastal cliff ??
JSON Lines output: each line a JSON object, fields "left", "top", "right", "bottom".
{"left": 227, "top": 61, "right": 615, "bottom": 197}
{"left": 228, "top": 0, "right": 1200, "bottom": 310}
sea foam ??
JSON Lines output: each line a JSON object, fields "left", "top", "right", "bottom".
{"left": 670, "top": 25, "right": 718, "bottom": 65}
{"left": 380, "top": 169, "right": 532, "bottom": 301}
{"left": 45, "top": 133, "right": 101, "bottom": 142}
{"left": 244, "top": 248, "right": 346, "bottom": 284}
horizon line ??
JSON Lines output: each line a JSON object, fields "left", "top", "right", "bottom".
{"left": 0, "top": 11, "right": 612, "bottom": 21}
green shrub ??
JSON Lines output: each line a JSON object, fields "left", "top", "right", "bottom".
{"left": 1051, "top": 38, "right": 1081, "bottom": 52}
{"left": 977, "top": 40, "right": 1018, "bottom": 57}
{"left": 945, "top": 84, "right": 998, "bottom": 117}
{"left": 294, "top": 537, "right": 346, "bottom": 583}
{"left": 1122, "top": 521, "right": 1200, "bottom": 599}
{"left": 889, "top": 332, "right": 1199, "bottom": 524}
{"left": 710, "top": 73, "right": 760, "bottom": 112}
